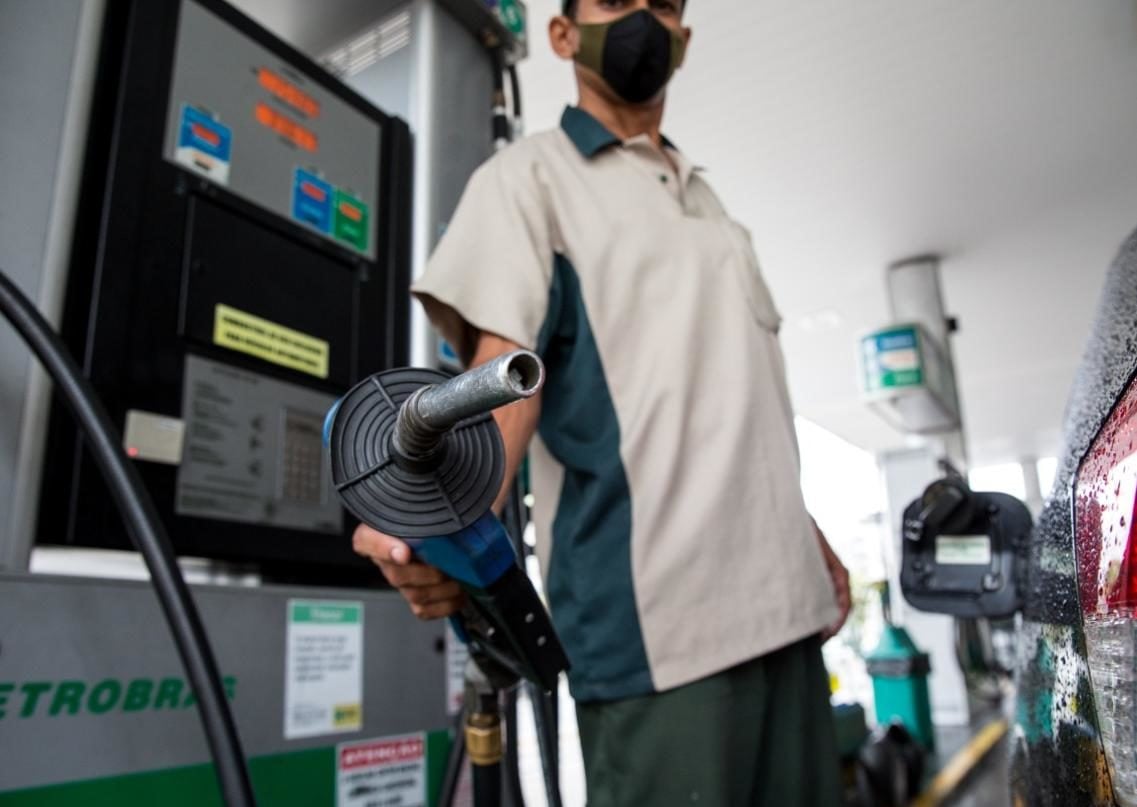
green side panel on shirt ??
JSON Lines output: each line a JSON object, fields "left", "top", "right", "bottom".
{"left": 536, "top": 254, "right": 653, "bottom": 702}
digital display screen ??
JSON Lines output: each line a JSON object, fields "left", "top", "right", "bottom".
{"left": 163, "top": 0, "right": 382, "bottom": 259}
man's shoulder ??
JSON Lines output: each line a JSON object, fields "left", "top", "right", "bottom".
{"left": 478, "top": 128, "right": 576, "bottom": 178}
{"left": 506, "top": 126, "right": 575, "bottom": 157}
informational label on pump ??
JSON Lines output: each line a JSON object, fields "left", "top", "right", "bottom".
{"left": 336, "top": 734, "right": 426, "bottom": 807}
{"left": 935, "top": 535, "right": 992, "bottom": 566}
{"left": 174, "top": 104, "right": 232, "bottom": 185}
{"left": 285, "top": 600, "right": 363, "bottom": 739}
{"left": 176, "top": 355, "right": 343, "bottom": 534}
{"left": 213, "top": 304, "right": 330, "bottom": 379}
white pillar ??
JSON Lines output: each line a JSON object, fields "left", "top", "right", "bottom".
{"left": 1021, "top": 456, "right": 1044, "bottom": 519}
{"left": 0, "top": 0, "right": 106, "bottom": 570}
{"left": 880, "top": 447, "right": 973, "bottom": 726}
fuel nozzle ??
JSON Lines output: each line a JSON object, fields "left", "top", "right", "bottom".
{"left": 325, "top": 350, "right": 546, "bottom": 538}
{"left": 325, "top": 350, "right": 570, "bottom": 692}
{"left": 392, "top": 350, "right": 543, "bottom": 470}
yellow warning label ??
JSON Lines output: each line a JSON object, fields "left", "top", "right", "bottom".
{"left": 333, "top": 703, "right": 362, "bottom": 729}
{"left": 213, "top": 304, "right": 329, "bottom": 379}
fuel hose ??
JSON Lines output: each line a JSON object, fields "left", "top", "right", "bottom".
{"left": 0, "top": 268, "right": 255, "bottom": 807}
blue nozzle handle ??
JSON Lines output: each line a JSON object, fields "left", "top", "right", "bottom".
{"left": 406, "top": 512, "right": 518, "bottom": 590}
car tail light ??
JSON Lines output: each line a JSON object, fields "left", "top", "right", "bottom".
{"left": 1075, "top": 375, "right": 1137, "bottom": 805}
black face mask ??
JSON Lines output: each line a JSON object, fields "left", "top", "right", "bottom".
{"left": 575, "top": 10, "right": 686, "bottom": 105}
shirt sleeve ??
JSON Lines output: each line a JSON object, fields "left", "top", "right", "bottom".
{"left": 411, "top": 148, "right": 555, "bottom": 365}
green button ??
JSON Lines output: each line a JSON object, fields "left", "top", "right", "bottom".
{"left": 499, "top": 0, "right": 525, "bottom": 36}
{"left": 333, "top": 189, "right": 370, "bottom": 252}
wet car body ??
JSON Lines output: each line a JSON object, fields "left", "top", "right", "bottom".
{"left": 1011, "top": 228, "right": 1137, "bottom": 806}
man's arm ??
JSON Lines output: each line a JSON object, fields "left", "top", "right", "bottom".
{"left": 352, "top": 331, "right": 541, "bottom": 620}
{"left": 479, "top": 333, "right": 543, "bottom": 515}
{"left": 813, "top": 518, "right": 851, "bottom": 641}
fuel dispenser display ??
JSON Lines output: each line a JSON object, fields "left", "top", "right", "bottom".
{"left": 39, "top": 0, "right": 412, "bottom": 579}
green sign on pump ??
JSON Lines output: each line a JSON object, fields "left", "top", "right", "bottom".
{"left": 333, "top": 189, "right": 370, "bottom": 252}
{"left": 498, "top": 0, "right": 526, "bottom": 36}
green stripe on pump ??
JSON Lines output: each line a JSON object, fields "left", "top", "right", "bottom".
{"left": 0, "top": 730, "right": 452, "bottom": 807}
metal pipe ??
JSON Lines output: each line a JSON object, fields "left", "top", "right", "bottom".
{"left": 394, "top": 350, "right": 544, "bottom": 463}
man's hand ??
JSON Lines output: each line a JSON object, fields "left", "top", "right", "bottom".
{"left": 353, "top": 523, "right": 466, "bottom": 620}
{"left": 814, "top": 522, "right": 851, "bottom": 641}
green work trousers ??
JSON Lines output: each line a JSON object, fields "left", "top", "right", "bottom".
{"left": 576, "top": 634, "right": 842, "bottom": 807}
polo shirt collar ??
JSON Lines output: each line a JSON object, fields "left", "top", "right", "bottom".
{"left": 561, "top": 107, "right": 620, "bottom": 157}
{"left": 560, "top": 106, "right": 683, "bottom": 159}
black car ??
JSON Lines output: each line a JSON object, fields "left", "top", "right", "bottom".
{"left": 902, "top": 226, "right": 1137, "bottom": 806}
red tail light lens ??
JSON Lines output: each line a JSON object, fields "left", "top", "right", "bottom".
{"left": 1075, "top": 375, "right": 1137, "bottom": 805}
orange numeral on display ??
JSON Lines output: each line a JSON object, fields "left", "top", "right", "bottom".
{"left": 190, "top": 122, "right": 221, "bottom": 147}
{"left": 258, "top": 67, "right": 320, "bottom": 119}
{"left": 254, "top": 102, "right": 318, "bottom": 153}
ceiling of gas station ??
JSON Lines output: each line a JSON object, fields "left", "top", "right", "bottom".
{"left": 237, "top": 0, "right": 1137, "bottom": 469}
{"left": 228, "top": 0, "right": 405, "bottom": 57}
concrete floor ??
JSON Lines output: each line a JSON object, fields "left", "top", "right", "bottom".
{"left": 932, "top": 706, "right": 1013, "bottom": 807}
{"left": 941, "top": 726, "right": 1012, "bottom": 807}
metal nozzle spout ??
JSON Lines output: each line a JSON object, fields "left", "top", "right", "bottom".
{"left": 393, "top": 350, "right": 545, "bottom": 466}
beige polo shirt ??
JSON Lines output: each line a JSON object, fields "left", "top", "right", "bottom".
{"left": 413, "top": 107, "right": 837, "bottom": 702}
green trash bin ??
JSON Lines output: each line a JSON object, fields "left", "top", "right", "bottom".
{"left": 865, "top": 624, "right": 935, "bottom": 751}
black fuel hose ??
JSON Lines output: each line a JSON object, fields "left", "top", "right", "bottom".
{"left": 0, "top": 268, "right": 256, "bottom": 807}
{"left": 508, "top": 64, "right": 522, "bottom": 121}
{"left": 502, "top": 686, "right": 525, "bottom": 807}
{"left": 473, "top": 760, "right": 503, "bottom": 807}
{"left": 491, "top": 48, "right": 510, "bottom": 148}
{"left": 501, "top": 483, "right": 528, "bottom": 807}
{"left": 502, "top": 478, "right": 563, "bottom": 807}
{"left": 439, "top": 706, "right": 467, "bottom": 807}
{"left": 530, "top": 683, "right": 563, "bottom": 807}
